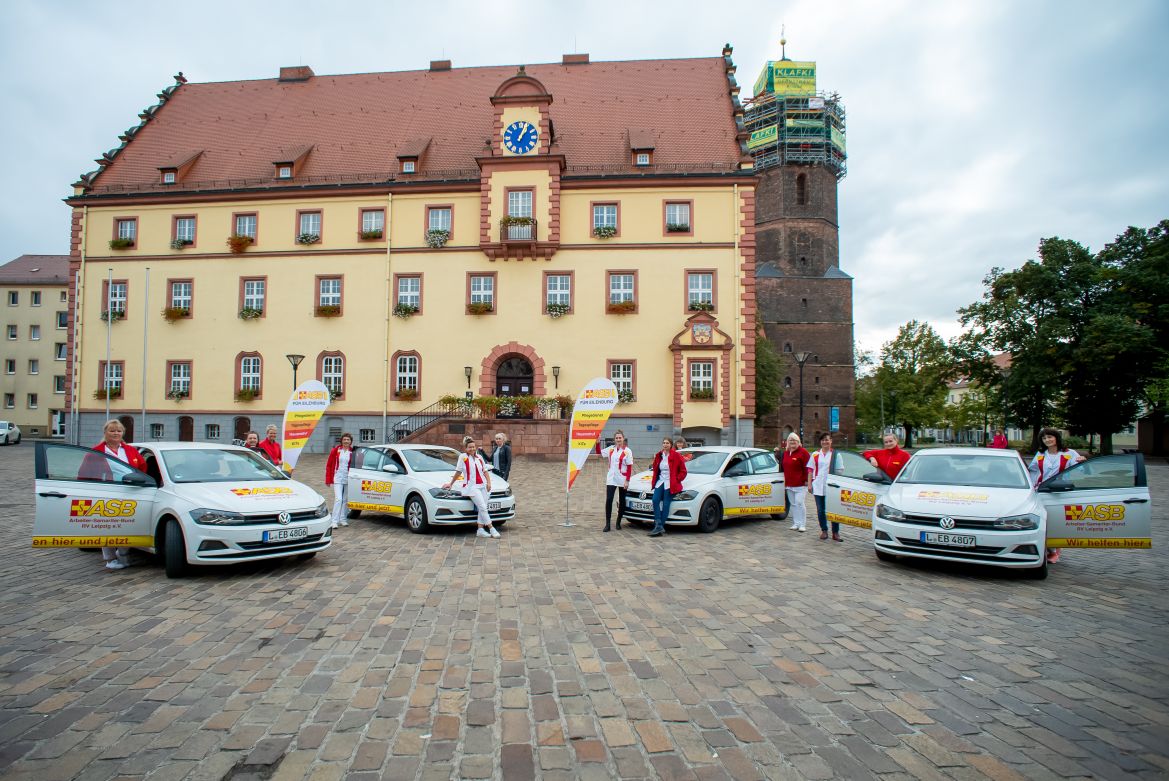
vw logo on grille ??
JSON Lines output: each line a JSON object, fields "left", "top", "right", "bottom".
{"left": 640, "top": 492, "right": 648, "bottom": 500}
{"left": 939, "top": 516, "right": 956, "bottom": 530}
{"left": 277, "top": 512, "right": 291, "bottom": 525}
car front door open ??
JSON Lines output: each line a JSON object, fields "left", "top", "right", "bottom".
{"left": 1037, "top": 454, "right": 1152, "bottom": 549}
{"left": 825, "top": 450, "right": 889, "bottom": 529}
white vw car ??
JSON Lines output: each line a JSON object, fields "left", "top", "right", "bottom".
{"left": 823, "top": 447, "right": 1151, "bottom": 579}
{"left": 343, "top": 444, "right": 516, "bottom": 533}
{"left": 33, "top": 442, "right": 331, "bottom": 578}
{"left": 622, "top": 446, "right": 787, "bottom": 532}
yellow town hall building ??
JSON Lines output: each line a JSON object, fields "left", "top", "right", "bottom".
{"left": 66, "top": 51, "right": 759, "bottom": 452}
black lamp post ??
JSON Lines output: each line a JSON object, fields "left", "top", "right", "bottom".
{"left": 285, "top": 354, "right": 305, "bottom": 390}
{"left": 464, "top": 366, "right": 473, "bottom": 390}
{"left": 552, "top": 366, "right": 560, "bottom": 389}
{"left": 793, "top": 351, "right": 812, "bottom": 440}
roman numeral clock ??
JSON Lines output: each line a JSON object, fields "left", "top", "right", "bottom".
{"left": 503, "top": 120, "right": 538, "bottom": 154}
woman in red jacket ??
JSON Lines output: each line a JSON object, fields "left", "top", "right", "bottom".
{"left": 324, "top": 433, "right": 354, "bottom": 529}
{"left": 88, "top": 419, "right": 148, "bottom": 571}
{"left": 649, "top": 437, "right": 687, "bottom": 538}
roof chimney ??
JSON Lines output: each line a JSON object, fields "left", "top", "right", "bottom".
{"left": 278, "top": 66, "right": 314, "bottom": 82}
{"left": 562, "top": 53, "right": 589, "bottom": 65}
{"left": 429, "top": 60, "right": 452, "bottom": 72}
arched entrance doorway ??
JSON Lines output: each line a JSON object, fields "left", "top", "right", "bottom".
{"left": 496, "top": 357, "right": 533, "bottom": 398}
{"left": 178, "top": 416, "right": 194, "bottom": 442}
{"left": 233, "top": 416, "right": 251, "bottom": 443}
{"left": 118, "top": 415, "right": 134, "bottom": 442}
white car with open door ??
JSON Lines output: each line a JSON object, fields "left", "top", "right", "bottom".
{"left": 622, "top": 446, "right": 786, "bottom": 532}
{"left": 343, "top": 444, "right": 516, "bottom": 533}
{"left": 826, "top": 447, "right": 1151, "bottom": 579}
{"left": 0, "top": 420, "right": 21, "bottom": 445}
{"left": 33, "top": 442, "right": 331, "bottom": 578}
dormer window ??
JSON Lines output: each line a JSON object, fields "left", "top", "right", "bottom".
{"left": 276, "top": 165, "right": 292, "bottom": 179}
{"left": 635, "top": 152, "right": 651, "bottom": 167}
{"left": 402, "top": 160, "right": 416, "bottom": 174}
{"left": 161, "top": 170, "right": 176, "bottom": 184}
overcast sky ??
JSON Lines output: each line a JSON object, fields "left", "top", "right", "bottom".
{"left": 3, "top": 0, "right": 1166, "bottom": 354}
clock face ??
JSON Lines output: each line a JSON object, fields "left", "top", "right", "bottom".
{"left": 503, "top": 121, "right": 539, "bottom": 155}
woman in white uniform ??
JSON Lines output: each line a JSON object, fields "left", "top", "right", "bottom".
{"left": 444, "top": 436, "right": 498, "bottom": 539}
{"left": 1027, "top": 427, "right": 1085, "bottom": 564}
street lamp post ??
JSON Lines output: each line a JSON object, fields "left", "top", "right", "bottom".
{"left": 793, "top": 351, "right": 812, "bottom": 440}
{"left": 285, "top": 354, "right": 305, "bottom": 390}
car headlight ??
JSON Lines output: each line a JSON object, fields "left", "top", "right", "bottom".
{"left": 190, "top": 508, "right": 247, "bottom": 525}
{"left": 313, "top": 502, "right": 330, "bottom": 519}
{"left": 993, "top": 513, "right": 1040, "bottom": 531}
{"left": 429, "top": 487, "right": 463, "bottom": 500}
{"left": 673, "top": 490, "right": 698, "bottom": 501}
{"left": 502, "top": 487, "right": 512, "bottom": 497}
{"left": 875, "top": 503, "right": 904, "bottom": 521}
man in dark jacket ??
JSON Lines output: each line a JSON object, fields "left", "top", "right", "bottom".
{"left": 489, "top": 432, "right": 512, "bottom": 481}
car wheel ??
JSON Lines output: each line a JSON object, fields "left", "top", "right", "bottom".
{"left": 346, "top": 508, "right": 362, "bottom": 519}
{"left": 492, "top": 519, "right": 506, "bottom": 528}
{"left": 1023, "top": 558, "right": 1049, "bottom": 580}
{"left": 770, "top": 512, "right": 787, "bottom": 520}
{"left": 163, "top": 518, "right": 188, "bottom": 578}
{"left": 697, "top": 497, "right": 721, "bottom": 533}
{"left": 298, "top": 552, "right": 317, "bottom": 561}
{"left": 875, "top": 549, "right": 898, "bottom": 563}
{"left": 0, "top": 435, "right": 7, "bottom": 445}
{"left": 405, "top": 495, "right": 430, "bottom": 534}
{"left": 13, "top": 435, "right": 19, "bottom": 444}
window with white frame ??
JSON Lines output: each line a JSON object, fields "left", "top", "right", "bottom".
{"left": 470, "top": 275, "right": 494, "bottom": 306}
{"left": 31, "top": 291, "right": 41, "bottom": 307}
{"left": 690, "top": 361, "right": 714, "bottom": 392}
{"left": 318, "top": 278, "right": 341, "bottom": 307}
{"left": 277, "top": 165, "right": 292, "bottom": 179}
{"left": 59, "top": 291, "right": 67, "bottom": 303}
{"left": 428, "top": 207, "right": 452, "bottom": 232}
{"left": 687, "top": 272, "right": 714, "bottom": 307}
{"left": 170, "top": 281, "right": 192, "bottom": 311}
{"left": 56, "top": 311, "right": 67, "bottom": 329}
{"left": 243, "top": 279, "right": 265, "bottom": 312}
{"left": 396, "top": 355, "right": 418, "bottom": 391}
{"left": 150, "top": 423, "right": 164, "bottom": 438}
{"left": 592, "top": 204, "right": 617, "bottom": 230}
{"left": 205, "top": 424, "right": 221, "bottom": 439}
{"left": 29, "top": 325, "right": 39, "bottom": 340}
{"left": 546, "top": 274, "right": 571, "bottom": 306}
{"left": 28, "top": 359, "right": 38, "bottom": 375}
{"left": 635, "top": 152, "right": 651, "bottom": 166}
{"left": 360, "top": 429, "right": 375, "bottom": 443}
{"left": 4, "top": 359, "right": 13, "bottom": 374}
{"left": 234, "top": 214, "right": 257, "bottom": 238}
{"left": 322, "top": 356, "right": 344, "bottom": 396}
{"left": 162, "top": 171, "right": 176, "bottom": 184}
{"left": 298, "top": 211, "right": 322, "bottom": 236}
{"left": 402, "top": 160, "right": 415, "bottom": 173}
{"left": 27, "top": 393, "right": 37, "bottom": 409}
{"left": 239, "top": 356, "right": 261, "bottom": 391}
{"left": 103, "top": 362, "right": 123, "bottom": 395}
{"left": 54, "top": 375, "right": 66, "bottom": 394}
{"left": 116, "top": 219, "right": 137, "bottom": 242}
{"left": 609, "top": 274, "right": 634, "bottom": 304}
{"left": 361, "top": 209, "right": 385, "bottom": 234}
{"left": 55, "top": 343, "right": 66, "bottom": 361}
{"left": 507, "top": 190, "right": 533, "bottom": 218}
{"left": 5, "top": 325, "right": 15, "bottom": 340}
{"left": 175, "top": 217, "right": 196, "bottom": 243}
{"left": 3, "top": 394, "right": 12, "bottom": 408}
{"left": 6, "top": 291, "right": 16, "bottom": 306}
{"left": 396, "top": 276, "right": 420, "bottom": 308}
{"left": 665, "top": 202, "right": 691, "bottom": 230}
{"left": 610, "top": 362, "right": 633, "bottom": 394}
{"left": 107, "top": 282, "right": 127, "bottom": 314}
{"left": 170, "top": 362, "right": 191, "bottom": 396}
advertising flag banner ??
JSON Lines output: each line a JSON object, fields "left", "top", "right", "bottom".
{"left": 281, "top": 380, "right": 331, "bottom": 473}
{"left": 747, "top": 125, "right": 778, "bottom": 150}
{"left": 566, "top": 378, "right": 619, "bottom": 491}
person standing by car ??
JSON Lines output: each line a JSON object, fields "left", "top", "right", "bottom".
{"left": 601, "top": 430, "right": 634, "bottom": 532}
{"left": 91, "top": 419, "right": 148, "bottom": 571}
{"left": 808, "top": 433, "right": 839, "bottom": 541}
{"left": 863, "top": 434, "right": 911, "bottom": 480}
{"left": 649, "top": 437, "right": 687, "bottom": 538}
{"left": 1028, "top": 427, "right": 1086, "bottom": 564}
{"left": 243, "top": 431, "right": 272, "bottom": 463}
{"left": 489, "top": 432, "right": 512, "bottom": 481}
{"left": 990, "top": 429, "right": 1008, "bottom": 449}
{"left": 781, "top": 433, "right": 811, "bottom": 532}
{"left": 324, "top": 433, "right": 355, "bottom": 529}
{"left": 258, "top": 424, "right": 283, "bottom": 468}
{"left": 444, "top": 435, "right": 498, "bottom": 539}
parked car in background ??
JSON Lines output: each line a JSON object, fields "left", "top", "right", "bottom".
{"left": 0, "top": 420, "right": 21, "bottom": 445}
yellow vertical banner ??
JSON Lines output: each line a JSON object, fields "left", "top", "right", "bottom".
{"left": 566, "top": 378, "right": 618, "bottom": 491}
{"left": 281, "top": 380, "right": 331, "bottom": 474}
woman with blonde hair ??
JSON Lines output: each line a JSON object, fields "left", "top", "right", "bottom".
{"left": 91, "top": 420, "right": 147, "bottom": 570}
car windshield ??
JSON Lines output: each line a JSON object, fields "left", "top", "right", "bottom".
{"left": 402, "top": 448, "right": 460, "bottom": 472}
{"left": 896, "top": 454, "right": 1029, "bottom": 489}
{"left": 677, "top": 450, "right": 728, "bottom": 475}
{"left": 161, "top": 448, "right": 288, "bottom": 483}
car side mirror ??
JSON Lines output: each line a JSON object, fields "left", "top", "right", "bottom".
{"left": 862, "top": 471, "right": 891, "bottom": 485}
{"left": 725, "top": 466, "right": 747, "bottom": 478}
{"left": 381, "top": 463, "right": 402, "bottom": 474}
{"left": 122, "top": 471, "right": 157, "bottom": 488}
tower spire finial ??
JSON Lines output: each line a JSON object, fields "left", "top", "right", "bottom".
{"left": 780, "top": 25, "right": 788, "bottom": 60}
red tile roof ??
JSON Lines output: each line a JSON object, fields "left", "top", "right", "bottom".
{"left": 0, "top": 255, "right": 70, "bottom": 285}
{"left": 80, "top": 57, "right": 743, "bottom": 194}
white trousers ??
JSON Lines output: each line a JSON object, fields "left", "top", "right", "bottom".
{"left": 465, "top": 486, "right": 491, "bottom": 525}
{"left": 332, "top": 478, "right": 349, "bottom": 524}
{"left": 787, "top": 486, "right": 807, "bottom": 529}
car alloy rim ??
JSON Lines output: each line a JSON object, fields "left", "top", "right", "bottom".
{"left": 408, "top": 503, "right": 421, "bottom": 528}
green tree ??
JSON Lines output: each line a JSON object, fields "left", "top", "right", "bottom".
{"left": 754, "top": 327, "right": 783, "bottom": 424}
{"left": 873, "top": 321, "right": 951, "bottom": 448}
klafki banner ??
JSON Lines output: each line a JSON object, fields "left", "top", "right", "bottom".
{"left": 281, "top": 380, "right": 331, "bottom": 473}
{"left": 566, "top": 377, "right": 618, "bottom": 491}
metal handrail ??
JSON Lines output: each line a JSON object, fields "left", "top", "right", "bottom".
{"left": 387, "top": 398, "right": 460, "bottom": 443}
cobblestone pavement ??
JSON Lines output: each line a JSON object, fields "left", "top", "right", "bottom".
{"left": 1, "top": 445, "right": 1167, "bottom": 781}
